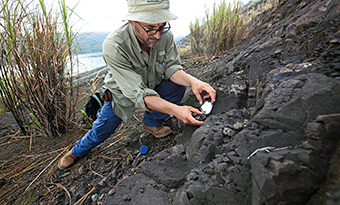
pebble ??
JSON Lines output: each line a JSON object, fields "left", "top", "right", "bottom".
{"left": 223, "top": 127, "right": 235, "bottom": 137}
{"left": 123, "top": 194, "right": 131, "bottom": 201}
{"left": 139, "top": 187, "right": 144, "bottom": 193}
{"left": 91, "top": 194, "right": 98, "bottom": 202}
{"left": 78, "top": 166, "right": 85, "bottom": 175}
{"left": 233, "top": 122, "right": 243, "bottom": 130}
{"left": 108, "top": 189, "right": 115, "bottom": 195}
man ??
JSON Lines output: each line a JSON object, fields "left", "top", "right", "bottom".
{"left": 58, "top": 0, "right": 216, "bottom": 170}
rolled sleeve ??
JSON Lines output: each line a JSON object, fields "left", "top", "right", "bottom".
{"left": 135, "top": 88, "right": 159, "bottom": 111}
{"left": 102, "top": 23, "right": 184, "bottom": 121}
{"left": 104, "top": 52, "right": 159, "bottom": 111}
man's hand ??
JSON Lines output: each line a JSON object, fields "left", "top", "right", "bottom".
{"left": 170, "top": 70, "right": 216, "bottom": 104}
{"left": 191, "top": 80, "right": 216, "bottom": 104}
{"left": 175, "top": 105, "right": 204, "bottom": 126}
{"left": 145, "top": 70, "right": 216, "bottom": 126}
{"left": 144, "top": 96, "right": 204, "bottom": 126}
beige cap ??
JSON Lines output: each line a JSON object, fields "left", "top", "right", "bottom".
{"left": 125, "top": 0, "right": 178, "bottom": 24}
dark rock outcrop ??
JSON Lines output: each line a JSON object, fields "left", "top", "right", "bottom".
{"left": 103, "top": 0, "right": 340, "bottom": 204}
{"left": 140, "top": 145, "right": 189, "bottom": 188}
{"left": 102, "top": 174, "right": 171, "bottom": 205}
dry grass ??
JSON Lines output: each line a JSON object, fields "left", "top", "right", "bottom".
{"left": 0, "top": 0, "right": 81, "bottom": 138}
{"left": 190, "top": 0, "right": 246, "bottom": 57}
{"left": 189, "top": 0, "right": 279, "bottom": 57}
{"left": 0, "top": 123, "right": 133, "bottom": 204}
{"left": 242, "top": 0, "right": 279, "bottom": 23}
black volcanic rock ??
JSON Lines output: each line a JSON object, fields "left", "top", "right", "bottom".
{"left": 103, "top": 0, "right": 340, "bottom": 204}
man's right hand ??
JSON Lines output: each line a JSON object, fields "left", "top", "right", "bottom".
{"left": 144, "top": 95, "right": 204, "bottom": 126}
{"left": 175, "top": 105, "right": 204, "bottom": 126}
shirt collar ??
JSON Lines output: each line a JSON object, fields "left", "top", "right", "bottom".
{"left": 127, "top": 23, "right": 143, "bottom": 53}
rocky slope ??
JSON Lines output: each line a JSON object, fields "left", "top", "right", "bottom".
{"left": 101, "top": 0, "right": 340, "bottom": 204}
{"left": 3, "top": 0, "right": 337, "bottom": 204}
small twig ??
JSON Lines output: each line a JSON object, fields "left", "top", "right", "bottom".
{"left": 24, "top": 146, "right": 68, "bottom": 192}
{"left": 9, "top": 129, "right": 21, "bottom": 139}
{"left": 0, "top": 135, "right": 10, "bottom": 141}
{"left": 0, "top": 184, "right": 18, "bottom": 200}
{"left": 89, "top": 158, "right": 104, "bottom": 178}
{"left": 93, "top": 133, "right": 126, "bottom": 154}
{"left": 29, "top": 135, "right": 33, "bottom": 152}
{"left": 139, "top": 137, "right": 143, "bottom": 146}
{"left": 124, "top": 147, "right": 133, "bottom": 162}
{"left": 107, "top": 124, "right": 126, "bottom": 135}
{"left": 247, "top": 146, "right": 275, "bottom": 160}
{"left": 247, "top": 146, "right": 289, "bottom": 160}
{"left": 0, "top": 138, "right": 24, "bottom": 147}
{"left": 21, "top": 147, "right": 65, "bottom": 159}
{"left": 8, "top": 157, "right": 52, "bottom": 179}
{"left": 13, "top": 136, "right": 37, "bottom": 139}
{"left": 47, "top": 183, "right": 71, "bottom": 204}
{"left": 43, "top": 183, "right": 51, "bottom": 193}
{"left": 0, "top": 157, "right": 23, "bottom": 170}
{"left": 98, "top": 155, "right": 121, "bottom": 160}
{"left": 133, "top": 114, "right": 142, "bottom": 122}
{"left": 74, "top": 186, "right": 95, "bottom": 205}
{"left": 0, "top": 184, "right": 22, "bottom": 205}
{"left": 42, "top": 185, "right": 57, "bottom": 196}
{"left": 135, "top": 109, "right": 145, "bottom": 113}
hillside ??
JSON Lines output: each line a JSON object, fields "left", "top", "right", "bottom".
{"left": 0, "top": 0, "right": 339, "bottom": 204}
{"left": 78, "top": 32, "right": 185, "bottom": 55}
{"left": 77, "top": 32, "right": 110, "bottom": 54}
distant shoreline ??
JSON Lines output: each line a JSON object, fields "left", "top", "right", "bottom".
{"left": 72, "top": 65, "right": 108, "bottom": 83}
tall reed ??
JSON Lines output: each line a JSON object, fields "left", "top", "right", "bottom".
{"left": 189, "top": 0, "right": 245, "bottom": 57}
{"left": 189, "top": 18, "right": 203, "bottom": 54}
{"left": 0, "top": 0, "right": 80, "bottom": 138}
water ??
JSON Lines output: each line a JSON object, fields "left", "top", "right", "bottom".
{"left": 70, "top": 52, "right": 106, "bottom": 76}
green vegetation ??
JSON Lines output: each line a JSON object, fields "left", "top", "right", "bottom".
{"left": 242, "top": 0, "right": 279, "bottom": 22}
{"left": 0, "top": 0, "right": 280, "bottom": 138}
{"left": 0, "top": 0, "right": 80, "bottom": 138}
{"left": 190, "top": 0, "right": 245, "bottom": 57}
{"left": 189, "top": 0, "right": 279, "bottom": 57}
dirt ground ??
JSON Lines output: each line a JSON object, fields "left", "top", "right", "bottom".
{"left": 0, "top": 102, "right": 185, "bottom": 204}
{"left": 0, "top": 59, "right": 197, "bottom": 204}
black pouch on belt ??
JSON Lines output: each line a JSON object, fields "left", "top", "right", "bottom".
{"left": 81, "top": 89, "right": 105, "bottom": 126}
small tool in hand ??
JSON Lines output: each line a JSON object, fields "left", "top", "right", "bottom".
{"left": 192, "top": 100, "right": 214, "bottom": 121}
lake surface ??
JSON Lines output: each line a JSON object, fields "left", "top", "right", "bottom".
{"left": 70, "top": 52, "right": 106, "bottom": 76}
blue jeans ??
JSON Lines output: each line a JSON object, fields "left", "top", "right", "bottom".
{"left": 72, "top": 80, "right": 186, "bottom": 157}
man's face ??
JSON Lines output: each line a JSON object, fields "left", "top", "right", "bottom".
{"left": 130, "top": 21, "right": 167, "bottom": 48}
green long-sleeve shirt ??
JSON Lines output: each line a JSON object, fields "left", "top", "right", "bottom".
{"left": 102, "top": 22, "right": 183, "bottom": 122}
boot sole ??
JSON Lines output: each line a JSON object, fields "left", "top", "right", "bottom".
{"left": 57, "top": 162, "right": 66, "bottom": 170}
{"left": 143, "top": 128, "right": 172, "bottom": 138}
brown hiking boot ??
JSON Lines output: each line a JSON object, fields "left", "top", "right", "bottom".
{"left": 57, "top": 149, "right": 78, "bottom": 170}
{"left": 143, "top": 124, "right": 172, "bottom": 138}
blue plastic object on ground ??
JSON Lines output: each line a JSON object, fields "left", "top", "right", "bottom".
{"left": 140, "top": 145, "right": 148, "bottom": 154}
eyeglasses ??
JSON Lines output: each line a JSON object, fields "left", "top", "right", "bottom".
{"left": 135, "top": 21, "right": 171, "bottom": 36}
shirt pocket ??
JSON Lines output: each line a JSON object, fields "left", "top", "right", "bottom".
{"left": 155, "top": 61, "right": 165, "bottom": 79}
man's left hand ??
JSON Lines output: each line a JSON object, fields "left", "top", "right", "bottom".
{"left": 191, "top": 80, "right": 216, "bottom": 105}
